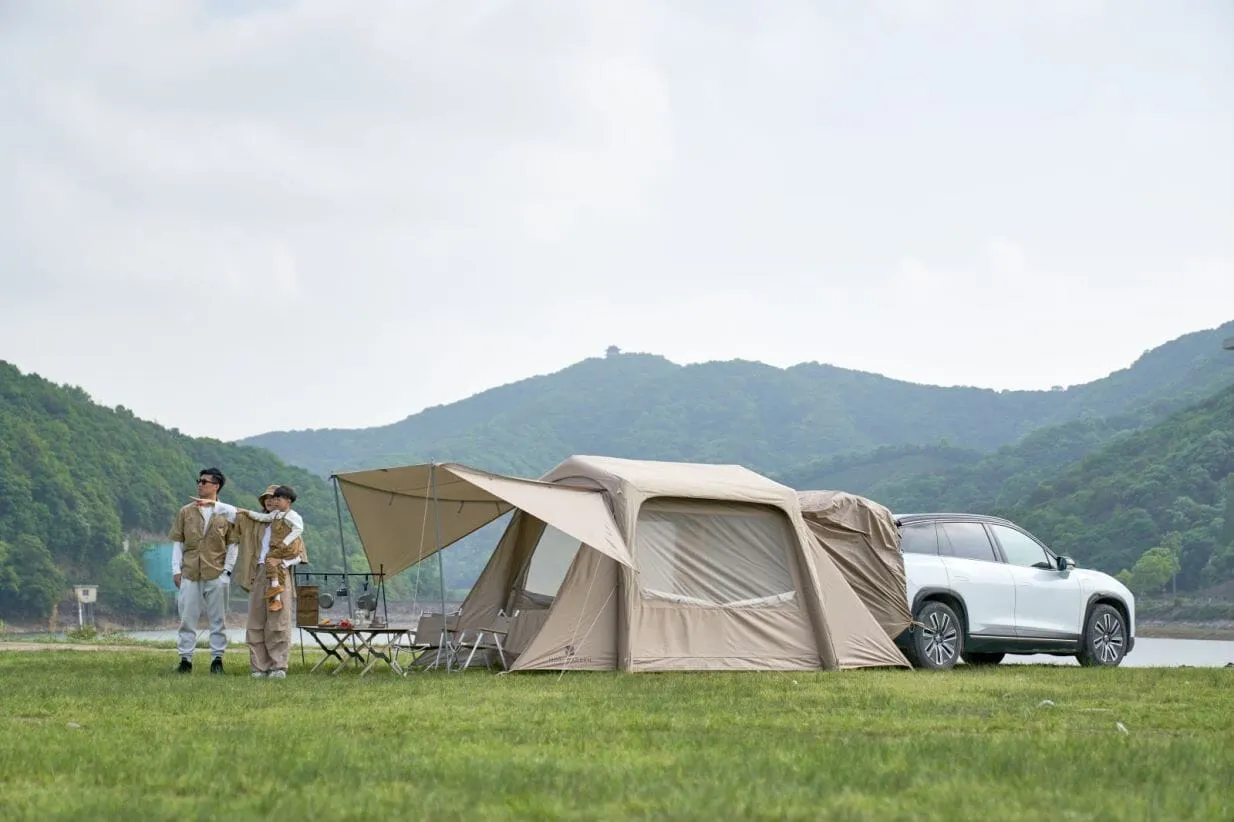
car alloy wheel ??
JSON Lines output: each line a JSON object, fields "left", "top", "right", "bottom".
{"left": 1092, "top": 610, "right": 1125, "bottom": 664}
{"left": 920, "top": 607, "right": 958, "bottom": 667}
{"left": 1078, "top": 603, "right": 1128, "bottom": 667}
{"left": 906, "top": 600, "right": 964, "bottom": 670}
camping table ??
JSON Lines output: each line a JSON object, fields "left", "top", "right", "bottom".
{"left": 300, "top": 627, "right": 411, "bottom": 676}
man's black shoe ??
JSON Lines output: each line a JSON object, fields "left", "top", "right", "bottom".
{"left": 210, "top": 658, "right": 224, "bottom": 675}
{"left": 177, "top": 658, "right": 192, "bottom": 674}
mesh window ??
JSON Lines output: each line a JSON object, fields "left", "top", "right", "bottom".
{"left": 635, "top": 499, "right": 797, "bottom": 608}
{"left": 523, "top": 524, "right": 582, "bottom": 599}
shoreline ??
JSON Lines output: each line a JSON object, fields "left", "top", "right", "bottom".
{"left": 7, "top": 613, "right": 1233, "bottom": 643}
{"left": 1136, "top": 621, "right": 1234, "bottom": 642}
{"left": 5, "top": 623, "right": 1233, "bottom": 644}
{"left": 0, "top": 601, "right": 458, "bottom": 637}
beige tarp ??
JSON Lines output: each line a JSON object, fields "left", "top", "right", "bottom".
{"left": 333, "top": 463, "right": 632, "bottom": 576}
{"left": 797, "top": 490, "right": 912, "bottom": 640}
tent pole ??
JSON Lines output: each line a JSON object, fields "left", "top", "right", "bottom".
{"left": 332, "top": 476, "right": 354, "bottom": 621}
{"left": 430, "top": 463, "right": 451, "bottom": 670}
{"left": 380, "top": 563, "right": 388, "bottom": 627}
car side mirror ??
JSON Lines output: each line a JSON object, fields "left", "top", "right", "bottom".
{"left": 1056, "top": 555, "right": 1075, "bottom": 571}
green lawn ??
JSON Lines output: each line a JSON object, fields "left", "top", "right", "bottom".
{"left": 1, "top": 651, "right": 1231, "bottom": 821}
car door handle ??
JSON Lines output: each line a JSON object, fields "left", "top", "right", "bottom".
{"left": 951, "top": 575, "right": 969, "bottom": 582}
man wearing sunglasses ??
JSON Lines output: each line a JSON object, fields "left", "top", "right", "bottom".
{"left": 167, "top": 467, "right": 240, "bottom": 674}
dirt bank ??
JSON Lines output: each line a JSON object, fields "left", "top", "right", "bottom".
{"left": 1137, "top": 621, "right": 1234, "bottom": 641}
{"left": 0, "top": 643, "right": 245, "bottom": 653}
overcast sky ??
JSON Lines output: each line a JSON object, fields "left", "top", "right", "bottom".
{"left": 1, "top": 0, "right": 1231, "bottom": 442}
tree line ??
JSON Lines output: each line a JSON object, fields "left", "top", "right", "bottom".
{"left": 2, "top": 351, "right": 1232, "bottom": 623}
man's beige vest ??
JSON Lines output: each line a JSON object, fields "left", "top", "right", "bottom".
{"left": 168, "top": 503, "right": 234, "bottom": 582}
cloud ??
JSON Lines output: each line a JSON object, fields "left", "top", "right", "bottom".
{"left": 0, "top": 0, "right": 1230, "bottom": 441}
{"left": 884, "top": 237, "right": 1233, "bottom": 389}
{"left": 894, "top": 238, "right": 1039, "bottom": 298}
{"left": 1, "top": 1, "right": 674, "bottom": 290}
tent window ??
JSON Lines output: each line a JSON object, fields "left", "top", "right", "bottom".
{"left": 635, "top": 499, "right": 797, "bottom": 608}
{"left": 523, "top": 524, "right": 582, "bottom": 600}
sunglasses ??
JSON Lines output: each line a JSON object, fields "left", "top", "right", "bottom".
{"left": 197, "top": 478, "right": 219, "bottom": 486}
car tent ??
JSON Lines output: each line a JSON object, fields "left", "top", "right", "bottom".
{"left": 334, "top": 456, "right": 909, "bottom": 672}
{"left": 796, "top": 490, "right": 912, "bottom": 641}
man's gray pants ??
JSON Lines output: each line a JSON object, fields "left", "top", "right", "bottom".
{"left": 176, "top": 577, "right": 229, "bottom": 660}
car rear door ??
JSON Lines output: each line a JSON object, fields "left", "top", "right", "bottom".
{"left": 987, "top": 522, "right": 1085, "bottom": 639}
{"left": 899, "top": 521, "right": 949, "bottom": 610}
{"left": 936, "top": 521, "right": 1017, "bottom": 638}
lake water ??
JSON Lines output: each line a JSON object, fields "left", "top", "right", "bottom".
{"left": 1001, "top": 637, "right": 1234, "bottom": 668}
{"left": 114, "top": 630, "right": 1234, "bottom": 667}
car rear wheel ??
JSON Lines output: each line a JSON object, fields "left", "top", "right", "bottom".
{"left": 906, "top": 600, "right": 962, "bottom": 670}
{"left": 1077, "top": 604, "right": 1128, "bottom": 667}
{"left": 961, "top": 651, "right": 1004, "bottom": 666}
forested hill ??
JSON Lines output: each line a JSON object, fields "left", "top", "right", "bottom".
{"left": 243, "top": 321, "right": 1234, "bottom": 478}
{"left": 0, "top": 362, "right": 361, "bottom": 622}
{"left": 777, "top": 407, "right": 1176, "bottom": 515}
{"left": 780, "top": 385, "right": 1234, "bottom": 593}
{"left": 1005, "top": 384, "right": 1234, "bottom": 592}
{"left": 3, "top": 319, "right": 1231, "bottom": 621}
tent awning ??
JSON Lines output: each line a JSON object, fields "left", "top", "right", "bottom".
{"left": 333, "top": 463, "right": 633, "bottom": 576}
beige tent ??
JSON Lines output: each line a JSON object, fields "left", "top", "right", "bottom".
{"left": 334, "top": 456, "right": 909, "bottom": 672}
{"left": 796, "top": 490, "right": 912, "bottom": 641}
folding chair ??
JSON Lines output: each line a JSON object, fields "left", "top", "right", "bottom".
{"left": 399, "top": 610, "right": 461, "bottom": 672}
{"left": 455, "top": 611, "right": 513, "bottom": 671}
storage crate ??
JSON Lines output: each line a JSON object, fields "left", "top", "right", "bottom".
{"left": 296, "top": 584, "right": 319, "bottom": 627}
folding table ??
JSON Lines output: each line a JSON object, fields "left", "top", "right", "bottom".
{"left": 300, "top": 626, "right": 412, "bottom": 676}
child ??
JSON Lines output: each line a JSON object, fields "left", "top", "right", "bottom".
{"left": 243, "top": 485, "right": 306, "bottom": 612}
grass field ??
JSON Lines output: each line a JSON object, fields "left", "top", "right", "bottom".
{"left": 1, "top": 651, "right": 1232, "bottom": 821}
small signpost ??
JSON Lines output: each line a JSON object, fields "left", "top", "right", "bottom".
{"left": 73, "top": 584, "right": 98, "bottom": 629}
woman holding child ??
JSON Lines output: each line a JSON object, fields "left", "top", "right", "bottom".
{"left": 231, "top": 484, "right": 308, "bottom": 679}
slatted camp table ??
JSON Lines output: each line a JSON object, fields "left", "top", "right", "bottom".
{"left": 299, "top": 626, "right": 412, "bottom": 676}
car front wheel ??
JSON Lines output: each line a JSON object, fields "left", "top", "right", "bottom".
{"left": 907, "top": 600, "right": 962, "bottom": 670}
{"left": 1076, "top": 604, "right": 1128, "bottom": 667}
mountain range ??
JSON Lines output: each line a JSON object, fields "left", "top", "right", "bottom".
{"left": 243, "top": 321, "right": 1234, "bottom": 480}
{"left": 1, "top": 320, "right": 1231, "bottom": 621}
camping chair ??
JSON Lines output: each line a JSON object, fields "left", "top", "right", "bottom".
{"left": 399, "top": 610, "right": 462, "bottom": 672}
{"left": 454, "top": 611, "right": 514, "bottom": 671}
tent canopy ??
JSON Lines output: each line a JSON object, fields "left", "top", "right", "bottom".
{"left": 333, "top": 463, "right": 633, "bottom": 576}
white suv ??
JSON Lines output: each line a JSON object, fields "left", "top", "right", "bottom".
{"left": 894, "top": 513, "right": 1136, "bottom": 669}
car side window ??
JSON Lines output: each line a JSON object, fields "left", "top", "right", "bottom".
{"left": 938, "top": 522, "right": 997, "bottom": 562}
{"left": 899, "top": 523, "right": 939, "bottom": 555}
{"left": 989, "top": 524, "right": 1051, "bottom": 568}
